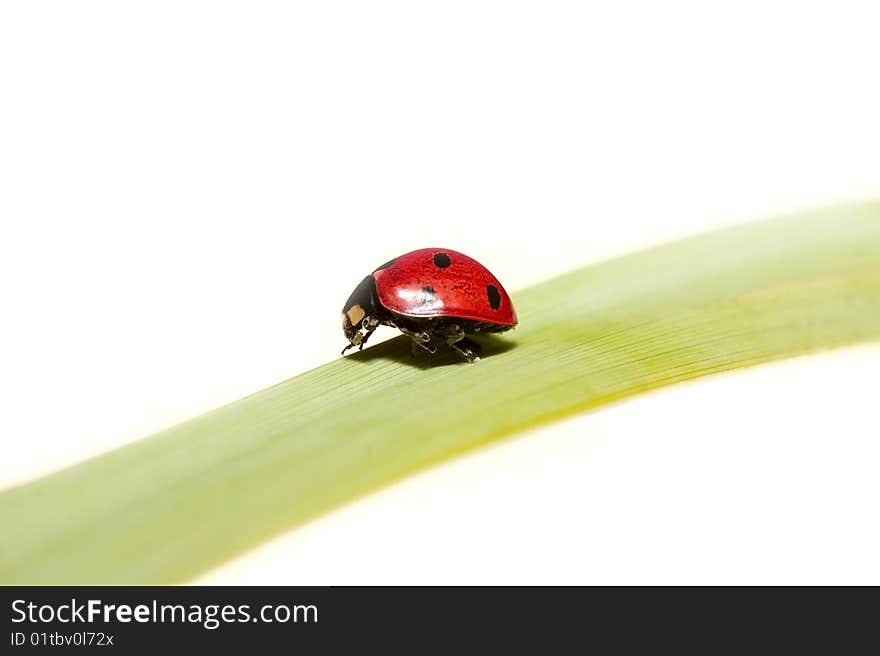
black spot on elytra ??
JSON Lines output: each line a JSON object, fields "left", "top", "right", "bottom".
{"left": 433, "top": 252, "right": 452, "bottom": 268}
{"left": 373, "top": 257, "right": 397, "bottom": 272}
{"left": 487, "top": 284, "right": 502, "bottom": 310}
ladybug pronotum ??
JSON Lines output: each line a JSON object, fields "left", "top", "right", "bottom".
{"left": 341, "top": 248, "right": 518, "bottom": 362}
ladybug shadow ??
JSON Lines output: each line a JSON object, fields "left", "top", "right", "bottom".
{"left": 345, "top": 334, "right": 518, "bottom": 369}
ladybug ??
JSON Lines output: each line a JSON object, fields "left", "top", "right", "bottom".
{"left": 342, "top": 248, "right": 518, "bottom": 362}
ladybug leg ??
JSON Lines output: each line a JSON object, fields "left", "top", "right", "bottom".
{"left": 357, "top": 317, "right": 380, "bottom": 351}
{"left": 450, "top": 341, "right": 479, "bottom": 363}
{"left": 341, "top": 316, "right": 379, "bottom": 356}
{"left": 410, "top": 339, "right": 437, "bottom": 357}
{"left": 443, "top": 324, "right": 480, "bottom": 363}
{"left": 357, "top": 328, "right": 375, "bottom": 351}
{"left": 397, "top": 326, "right": 437, "bottom": 356}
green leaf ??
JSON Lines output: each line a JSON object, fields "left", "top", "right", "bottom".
{"left": 2, "top": 202, "right": 879, "bottom": 584}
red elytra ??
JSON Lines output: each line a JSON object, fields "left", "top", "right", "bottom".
{"left": 341, "top": 248, "right": 518, "bottom": 362}
{"left": 374, "top": 248, "right": 518, "bottom": 325}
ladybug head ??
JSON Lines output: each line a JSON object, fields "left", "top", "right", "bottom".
{"left": 342, "top": 275, "right": 382, "bottom": 347}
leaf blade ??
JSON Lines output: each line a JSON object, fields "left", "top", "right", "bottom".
{"left": 2, "top": 202, "right": 879, "bottom": 583}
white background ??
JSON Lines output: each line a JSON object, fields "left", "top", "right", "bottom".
{"left": 1, "top": 2, "right": 878, "bottom": 584}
